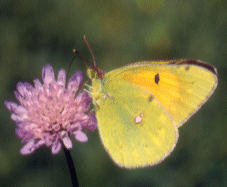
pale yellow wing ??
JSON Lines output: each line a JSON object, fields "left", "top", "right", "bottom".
{"left": 105, "top": 60, "right": 218, "bottom": 127}
{"left": 95, "top": 79, "right": 178, "bottom": 168}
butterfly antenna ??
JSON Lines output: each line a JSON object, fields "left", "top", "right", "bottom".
{"left": 66, "top": 49, "right": 90, "bottom": 81}
{"left": 66, "top": 53, "right": 78, "bottom": 81}
{"left": 67, "top": 37, "right": 96, "bottom": 80}
{"left": 72, "top": 49, "right": 93, "bottom": 67}
{"left": 84, "top": 35, "right": 96, "bottom": 67}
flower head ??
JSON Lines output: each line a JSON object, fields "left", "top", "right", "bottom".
{"left": 5, "top": 64, "right": 97, "bottom": 155}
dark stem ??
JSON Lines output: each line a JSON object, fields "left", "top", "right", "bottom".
{"left": 63, "top": 148, "right": 79, "bottom": 187}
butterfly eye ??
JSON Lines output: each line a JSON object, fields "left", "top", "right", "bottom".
{"left": 87, "top": 68, "right": 97, "bottom": 79}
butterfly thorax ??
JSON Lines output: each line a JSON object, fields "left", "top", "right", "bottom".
{"left": 87, "top": 67, "right": 106, "bottom": 108}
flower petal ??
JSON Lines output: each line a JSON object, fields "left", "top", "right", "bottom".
{"left": 17, "top": 82, "right": 33, "bottom": 98}
{"left": 11, "top": 113, "right": 23, "bottom": 121}
{"left": 84, "top": 114, "right": 97, "bottom": 131}
{"left": 81, "top": 92, "right": 91, "bottom": 112}
{"left": 57, "top": 69, "right": 66, "bottom": 87}
{"left": 62, "top": 136, "right": 72, "bottom": 149}
{"left": 74, "top": 131, "right": 88, "bottom": 142}
{"left": 42, "top": 64, "right": 55, "bottom": 85}
{"left": 20, "top": 140, "right": 35, "bottom": 155}
{"left": 52, "top": 140, "right": 62, "bottom": 154}
{"left": 14, "top": 91, "right": 23, "bottom": 102}
{"left": 5, "top": 101, "right": 28, "bottom": 118}
{"left": 68, "top": 70, "right": 83, "bottom": 92}
{"left": 34, "top": 79, "right": 43, "bottom": 91}
{"left": 4, "top": 101, "right": 17, "bottom": 112}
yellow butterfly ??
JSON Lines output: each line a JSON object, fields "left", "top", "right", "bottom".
{"left": 83, "top": 38, "right": 218, "bottom": 168}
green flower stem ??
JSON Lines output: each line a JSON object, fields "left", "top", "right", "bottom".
{"left": 64, "top": 148, "right": 79, "bottom": 187}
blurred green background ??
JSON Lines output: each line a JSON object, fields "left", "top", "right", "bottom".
{"left": 0, "top": 0, "right": 226, "bottom": 186}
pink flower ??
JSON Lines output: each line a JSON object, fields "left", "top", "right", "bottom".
{"left": 5, "top": 64, "right": 97, "bottom": 155}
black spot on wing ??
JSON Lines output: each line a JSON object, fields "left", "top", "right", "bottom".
{"left": 148, "top": 95, "right": 154, "bottom": 102}
{"left": 185, "top": 66, "right": 190, "bottom": 71}
{"left": 155, "top": 73, "right": 160, "bottom": 85}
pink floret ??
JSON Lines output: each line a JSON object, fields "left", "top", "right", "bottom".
{"left": 5, "top": 64, "right": 97, "bottom": 155}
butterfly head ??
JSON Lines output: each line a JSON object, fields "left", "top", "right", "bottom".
{"left": 87, "top": 65, "right": 105, "bottom": 80}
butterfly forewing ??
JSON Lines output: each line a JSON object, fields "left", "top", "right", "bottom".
{"left": 105, "top": 60, "right": 217, "bottom": 127}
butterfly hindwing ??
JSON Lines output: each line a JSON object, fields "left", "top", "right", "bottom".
{"left": 95, "top": 78, "right": 178, "bottom": 168}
